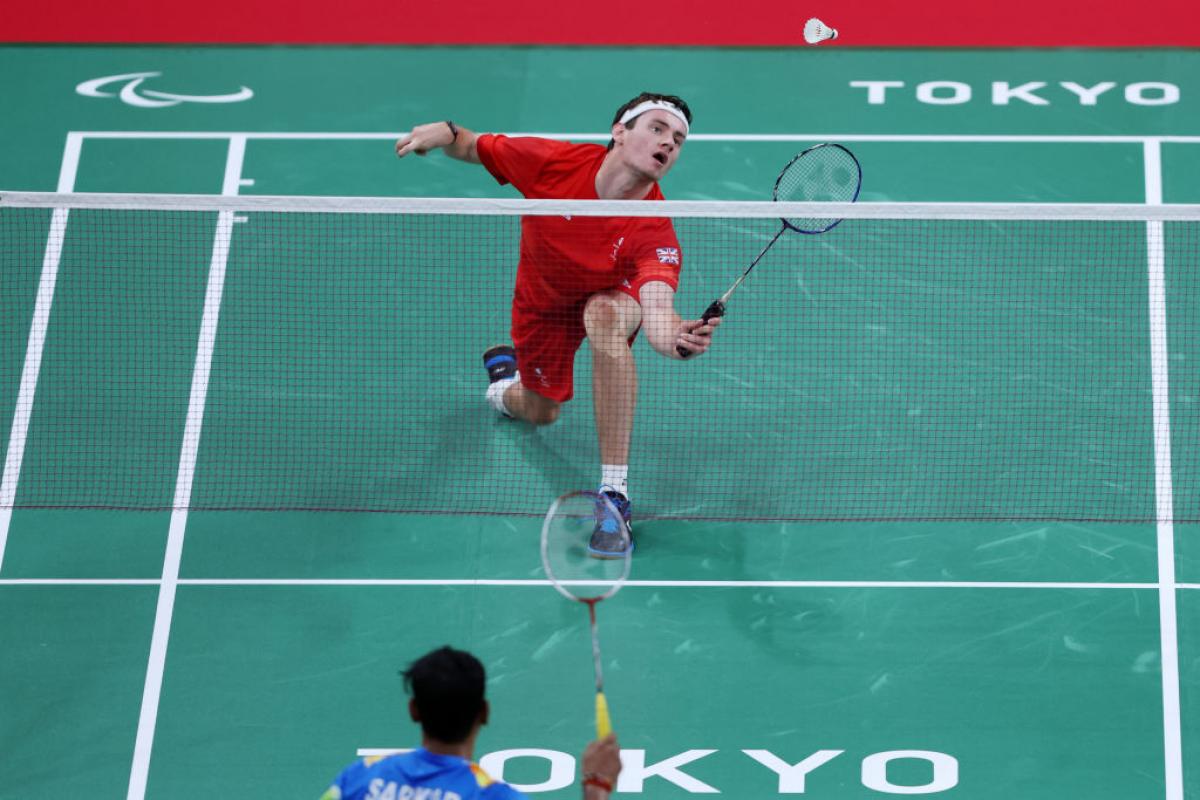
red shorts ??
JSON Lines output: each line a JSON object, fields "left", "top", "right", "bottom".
{"left": 512, "top": 286, "right": 640, "bottom": 404}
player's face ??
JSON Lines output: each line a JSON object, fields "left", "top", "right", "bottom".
{"left": 615, "top": 110, "right": 687, "bottom": 180}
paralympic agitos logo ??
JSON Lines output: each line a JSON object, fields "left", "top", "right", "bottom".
{"left": 76, "top": 72, "right": 253, "bottom": 108}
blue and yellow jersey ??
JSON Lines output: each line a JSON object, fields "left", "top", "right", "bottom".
{"left": 320, "top": 748, "right": 526, "bottom": 800}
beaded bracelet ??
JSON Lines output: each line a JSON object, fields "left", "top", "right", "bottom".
{"left": 582, "top": 773, "right": 614, "bottom": 793}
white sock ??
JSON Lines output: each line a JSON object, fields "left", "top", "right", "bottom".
{"left": 600, "top": 464, "right": 629, "bottom": 497}
{"left": 486, "top": 373, "right": 518, "bottom": 418}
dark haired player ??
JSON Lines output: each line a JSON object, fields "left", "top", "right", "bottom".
{"left": 396, "top": 93, "right": 720, "bottom": 557}
{"left": 321, "top": 646, "right": 621, "bottom": 800}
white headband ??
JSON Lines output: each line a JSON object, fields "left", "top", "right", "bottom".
{"left": 618, "top": 100, "right": 689, "bottom": 135}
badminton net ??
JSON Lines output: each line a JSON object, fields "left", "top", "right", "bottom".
{"left": 1, "top": 192, "right": 1198, "bottom": 522}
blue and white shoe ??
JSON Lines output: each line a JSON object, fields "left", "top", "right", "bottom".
{"left": 483, "top": 345, "right": 517, "bottom": 383}
{"left": 483, "top": 345, "right": 518, "bottom": 417}
{"left": 588, "top": 488, "right": 634, "bottom": 559}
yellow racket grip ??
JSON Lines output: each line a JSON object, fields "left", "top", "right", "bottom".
{"left": 595, "top": 691, "right": 612, "bottom": 738}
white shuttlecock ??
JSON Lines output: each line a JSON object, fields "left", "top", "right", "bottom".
{"left": 803, "top": 17, "right": 838, "bottom": 44}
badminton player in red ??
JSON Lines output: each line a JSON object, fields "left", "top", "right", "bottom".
{"left": 396, "top": 93, "right": 719, "bottom": 557}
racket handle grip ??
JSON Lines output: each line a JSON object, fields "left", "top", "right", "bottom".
{"left": 676, "top": 300, "right": 726, "bottom": 359}
{"left": 595, "top": 691, "right": 612, "bottom": 738}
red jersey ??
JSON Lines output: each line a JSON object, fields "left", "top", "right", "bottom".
{"left": 476, "top": 134, "right": 682, "bottom": 312}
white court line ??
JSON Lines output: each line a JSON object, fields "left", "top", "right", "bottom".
{"left": 0, "top": 577, "right": 1160, "bottom": 590}
{"left": 1, "top": 579, "right": 160, "bottom": 586}
{"left": 60, "top": 131, "right": 1200, "bottom": 143}
{"left": 185, "top": 578, "right": 1160, "bottom": 590}
{"left": 0, "top": 133, "right": 83, "bottom": 571}
{"left": 1143, "top": 138, "right": 1184, "bottom": 800}
{"left": 5, "top": 578, "right": 1199, "bottom": 590}
{"left": 178, "top": 578, "right": 1159, "bottom": 590}
{"left": 125, "top": 136, "right": 245, "bottom": 800}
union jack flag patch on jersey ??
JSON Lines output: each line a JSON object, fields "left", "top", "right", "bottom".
{"left": 656, "top": 247, "right": 681, "bottom": 265}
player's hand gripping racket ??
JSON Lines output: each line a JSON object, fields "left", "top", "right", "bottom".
{"left": 540, "top": 491, "right": 632, "bottom": 738}
{"left": 677, "top": 143, "right": 863, "bottom": 357}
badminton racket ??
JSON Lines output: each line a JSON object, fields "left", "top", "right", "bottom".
{"left": 678, "top": 143, "right": 862, "bottom": 357}
{"left": 540, "top": 490, "right": 632, "bottom": 737}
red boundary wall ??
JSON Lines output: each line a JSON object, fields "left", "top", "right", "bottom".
{"left": 5, "top": 0, "right": 1199, "bottom": 46}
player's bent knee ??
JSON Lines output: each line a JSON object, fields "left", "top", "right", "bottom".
{"left": 584, "top": 293, "right": 639, "bottom": 357}
{"left": 583, "top": 295, "right": 618, "bottom": 335}
{"left": 523, "top": 393, "right": 561, "bottom": 425}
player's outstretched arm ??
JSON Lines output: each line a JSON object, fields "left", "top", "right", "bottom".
{"left": 639, "top": 281, "right": 720, "bottom": 359}
{"left": 395, "top": 121, "right": 481, "bottom": 164}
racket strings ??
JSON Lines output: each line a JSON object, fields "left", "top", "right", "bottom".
{"left": 541, "top": 491, "right": 631, "bottom": 603}
{"left": 774, "top": 144, "right": 862, "bottom": 233}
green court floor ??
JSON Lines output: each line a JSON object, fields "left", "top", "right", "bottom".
{"left": 2, "top": 46, "right": 1200, "bottom": 800}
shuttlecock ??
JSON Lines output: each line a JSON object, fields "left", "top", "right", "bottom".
{"left": 803, "top": 17, "right": 838, "bottom": 44}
